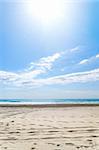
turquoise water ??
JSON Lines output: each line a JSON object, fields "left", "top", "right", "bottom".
{"left": 0, "top": 99, "right": 99, "bottom": 104}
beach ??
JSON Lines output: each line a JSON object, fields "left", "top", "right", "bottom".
{"left": 0, "top": 105, "right": 99, "bottom": 150}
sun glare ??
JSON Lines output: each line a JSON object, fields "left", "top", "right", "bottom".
{"left": 26, "top": 0, "right": 64, "bottom": 26}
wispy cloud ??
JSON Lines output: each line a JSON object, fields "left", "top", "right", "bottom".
{"left": 60, "top": 45, "right": 80, "bottom": 55}
{"left": 79, "top": 59, "right": 89, "bottom": 65}
{"left": 22, "top": 52, "right": 62, "bottom": 80}
{"left": 44, "top": 68, "right": 99, "bottom": 85}
{"left": 0, "top": 50, "right": 99, "bottom": 88}
{"left": 96, "top": 54, "right": 99, "bottom": 58}
{"left": 0, "top": 71, "right": 19, "bottom": 82}
{"left": 0, "top": 52, "right": 62, "bottom": 87}
{"left": 0, "top": 67, "right": 99, "bottom": 87}
{"left": 27, "top": 52, "right": 61, "bottom": 71}
{"left": 79, "top": 53, "right": 99, "bottom": 65}
{"left": 70, "top": 46, "right": 80, "bottom": 52}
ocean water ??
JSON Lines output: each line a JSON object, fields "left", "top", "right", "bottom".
{"left": 0, "top": 99, "right": 99, "bottom": 104}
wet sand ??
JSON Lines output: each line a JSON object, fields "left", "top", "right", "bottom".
{"left": 0, "top": 105, "right": 99, "bottom": 150}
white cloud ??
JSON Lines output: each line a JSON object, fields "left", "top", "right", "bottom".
{"left": 36, "top": 53, "right": 61, "bottom": 69}
{"left": 96, "top": 54, "right": 99, "bottom": 58}
{"left": 18, "top": 68, "right": 99, "bottom": 86}
{"left": 79, "top": 59, "right": 89, "bottom": 65}
{"left": 0, "top": 71, "right": 19, "bottom": 82}
{"left": 70, "top": 46, "right": 80, "bottom": 52}
{"left": 79, "top": 53, "right": 99, "bottom": 65}
{"left": 44, "top": 68, "right": 99, "bottom": 85}
{"left": 27, "top": 52, "right": 61, "bottom": 71}
{"left": 0, "top": 52, "right": 62, "bottom": 87}
{"left": 0, "top": 51, "right": 99, "bottom": 88}
{"left": 0, "top": 67, "right": 99, "bottom": 87}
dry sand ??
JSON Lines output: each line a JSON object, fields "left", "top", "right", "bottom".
{"left": 0, "top": 105, "right": 99, "bottom": 150}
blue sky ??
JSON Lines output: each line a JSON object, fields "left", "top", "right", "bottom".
{"left": 0, "top": 0, "right": 99, "bottom": 99}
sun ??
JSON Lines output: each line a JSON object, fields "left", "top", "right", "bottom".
{"left": 25, "top": 0, "right": 64, "bottom": 26}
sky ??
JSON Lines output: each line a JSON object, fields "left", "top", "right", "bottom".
{"left": 0, "top": 0, "right": 99, "bottom": 99}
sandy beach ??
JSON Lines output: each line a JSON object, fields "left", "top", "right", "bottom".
{"left": 0, "top": 105, "right": 99, "bottom": 150}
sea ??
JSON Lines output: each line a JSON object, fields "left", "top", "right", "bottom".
{"left": 0, "top": 99, "right": 99, "bottom": 104}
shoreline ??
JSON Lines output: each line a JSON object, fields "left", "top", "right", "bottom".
{"left": 0, "top": 103, "right": 99, "bottom": 107}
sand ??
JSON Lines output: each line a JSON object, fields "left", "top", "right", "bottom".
{"left": 0, "top": 105, "right": 99, "bottom": 150}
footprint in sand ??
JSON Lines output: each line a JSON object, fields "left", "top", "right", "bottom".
{"left": 87, "top": 139, "right": 92, "bottom": 142}
{"left": 57, "top": 144, "right": 60, "bottom": 147}
{"left": 6, "top": 123, "right": 9, "bottom": 126}
{"left": 31, "top": 147, "right": 35, "bottom": 150}
{"left": 11, "top": 120, "right": 14, "bottom": 123}
{"left": 76, "top": 146, "right": 80, "bottom": 149}
{"left": 68, "top": 130, "right": 75, "bottom": 133}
